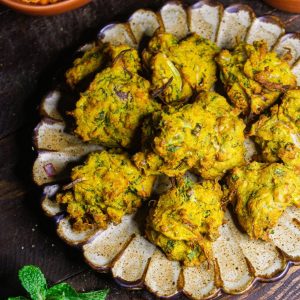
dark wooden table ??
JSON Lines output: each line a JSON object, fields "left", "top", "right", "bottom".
{"left": 0, "top": 0, "right": 299, "bottom": 299}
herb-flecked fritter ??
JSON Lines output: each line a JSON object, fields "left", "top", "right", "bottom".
{"left": 65, "top": 43, "right": 107, "bottom": 87}
{"left": 216, "top": 41, "right": 296, "bottom": 115}
{"left": 56, "top": 151, "right": 156, "bottom": 231}
{"left": 250, "top": 90, "right": 300, "bottom": 172}
{"left": 146, "top": 177, "right": 224, "bottom": 266}
{"left": 143, "top": 32, "right": 219, "bottom": 104}
{"left": 73, "top": 46, "right": 161, "bottom": 148}
{"left": 58, "top": 27, "right": 300, "bottom": 268}
{"left": 133, "top": 92, "right": 246, "bottom": 179}
{"left": 227, "top": 162, "right": 300, "bottom": 240}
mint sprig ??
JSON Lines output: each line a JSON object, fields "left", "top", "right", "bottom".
{"left": 8, "top": 265, "right": 109, "bottom": 300}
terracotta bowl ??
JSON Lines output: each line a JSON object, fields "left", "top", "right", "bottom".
{"left": 264, "top": 0, "right": 300, "bottom": 13}
{"left": 0, "top": 0, "right": 91, "bottom": 16}
{"left": 32, "top": 1, "right": 300, "bottom": 299}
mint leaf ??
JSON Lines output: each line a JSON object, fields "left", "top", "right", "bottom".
{"left": 46, "top": 285, "right": 109, "bottom": 300}
{"left": 78, "top": 289, "right": 109, "bottom": 300}
{"left": 46, "top": 283, "right": 78, "bottom": 299}
{"left": 11, "top": 265, "right": 109, "bottom": 300}
{"left": 19, "top": 266, "right": 47, "bottom": 300}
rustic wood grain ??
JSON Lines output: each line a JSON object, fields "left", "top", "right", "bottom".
{"left": 0, "top": 0, "right": 169, "bottom": 140}
{"left": 0, "top": 0, "right": 299, "bottom": 299}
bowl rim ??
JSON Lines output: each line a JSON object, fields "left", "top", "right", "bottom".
{"left": 263, "top": 0, "right": 300, "bottom": 13}
{"left": 0, "top": 0, "right": 91, "bottom": 15}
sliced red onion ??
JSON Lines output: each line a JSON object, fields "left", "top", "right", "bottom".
{"left": 151, "top": 76, "right": 173, "bottom": 98}
{"left": 114, "top": 88, "right": 129, "bottom": 100}
{"left": 62, "top": 178, "right": 85, "bottom": 190}
{"left": 43, "top": 163, "right": 56, "bottom": 177}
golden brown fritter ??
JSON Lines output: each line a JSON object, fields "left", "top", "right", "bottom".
{"left": 146, "top": 177, "right": 224, "bottom": 266}
{"left": 56, "top": 151, "right": 156, "bottom": 231}
{"left": 133, "top": 92, "right": 246, "bottom": 179}
{"left": 227, "top": 162, "right": 300, "bottom": 240}
{"left": 73, "top": 46, "right": 160, "bottom": 148}
{"left": 142, "top": 32, "right": 177, "bottom": 66}
{"left": 250, "top": 90, "right": 300, "bottom": 172}
{"left": 65, "top": 43, "right": 107, "bottom": 87}
{"left": 143, "top": 32, "right": 219, "bottom": 104}
{"left": 216, "top": 41, "right": 296, "bottom": 115}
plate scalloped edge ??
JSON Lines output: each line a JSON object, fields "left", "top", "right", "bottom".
{"left": 33, "top": 1, "right": 300, "bottom": 299}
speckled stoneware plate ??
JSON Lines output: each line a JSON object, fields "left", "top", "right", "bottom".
{"left": 32, "top": 1, "right": 300, "bottom": 299}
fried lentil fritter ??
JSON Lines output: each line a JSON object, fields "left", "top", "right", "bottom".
{"left": 227, "top": 162, "right": 300, "bottom": 240}
{"left": 133, "top": 92, "right": 246, "bottom": 179}
{"left": 250, "top": 90, "right": 300, "bottom": 172}
{"left": 216, "top": 41, "right": 296, "bottom": 115}
{"left": 56, "top": 151, "right": 155, "bottom": 231}
{"left": 143, "top": 32, "right": 219, "bottom": 104}
{"left": 146, "top": 177, "right": 224, "bottom": 266}
{"left": 73, "top": 46, "right": 161, "bottom": 148}
{"left": 65, "top": 43, "right": 107, "bottom": 88}
{"left": 60, "top": 30, "right": 300, "bottom": 260}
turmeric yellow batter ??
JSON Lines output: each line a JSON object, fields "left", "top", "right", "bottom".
{"left": 66, "top": 42, "right": 107, "bottom": 87}
{"left": 58, "top": 33, "right": 300, "bottom": 265}
{"left": 134, "top": 92, "right": 246, "bottom": 179}
{"left": 72, "top": 46, "right": 160, "bottom": 149}
{"left": 250, "top": 90, "right": 300, "bottom": 172}
{"left": 146, "top": 177, "right": 224, "bottom": 266}
{"left": 227, "top": 162, "right": 300, "bottom": 240}
{"left": 216, "top": 41, "right": 296, "bottom": 115}
{"left": 56, "top": 151, "right": 155, "bottom": 231}
{"left": 144, "top": 32, "right": 219, "bottom": 104}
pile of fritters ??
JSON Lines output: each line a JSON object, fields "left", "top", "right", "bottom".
{"left": 55, "top": 30, "right": 299, "bottom": 266}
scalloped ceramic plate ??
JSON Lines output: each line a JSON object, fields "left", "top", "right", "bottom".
{"left": 33, "top": 1, "right": 300, "bottom": 299}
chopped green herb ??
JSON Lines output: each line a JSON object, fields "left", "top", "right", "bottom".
{"left": 192, "top": 123, "right": 202, "bottom": 136}
{"left": 204, "top": 210, "right": 211, "bottom": 218}
{"left": 166, "top": 240, "right": 175, "bottom": 252}
{"left": 187, "top": 248, "right": 199, "bottom": 261}
{"left": 232, "top": 174, "right": 239, "bottom": 181}
{"left": 95, "top": 111, "right": 105, "bottom": 123}
{"left": 274, "top": 168, "right": 284, "bottom": 176}
{"left": 167, "top": 145, "right": 180, "bottom": 152}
